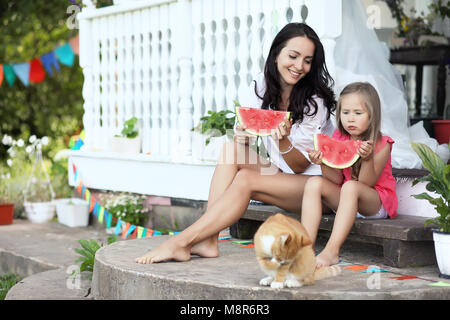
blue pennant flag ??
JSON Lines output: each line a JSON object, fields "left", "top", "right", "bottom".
{"left": 40, "top": 51, "right": 60, "bottom": 76}
{"left": 12, "top": 63, "right": 30, "bottom": 86}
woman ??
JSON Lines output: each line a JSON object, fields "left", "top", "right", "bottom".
{"left": 136, "top": 22, "right": 336, "bottom": 264}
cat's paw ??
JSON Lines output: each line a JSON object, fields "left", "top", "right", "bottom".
{"left": 284, "top": 279, "right": 303, "bottom": 288}
{"left": 259, "top": 276, "right": 273, "bottom": 286}
{"left": 270, "top": 281, "right": 284, "bottom": 289}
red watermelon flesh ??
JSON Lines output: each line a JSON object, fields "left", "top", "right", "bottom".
{"left": 235, "top": 107, "right": 290, "bottom": 136}
{"left": 313, "top": 134, "right": 362, "bottom": 169}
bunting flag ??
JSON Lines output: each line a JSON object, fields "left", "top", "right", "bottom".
{"left": 0, "top": 35, "right": 78, "bottom": 88}
{"left": 40, "top": 51, "right": 60, "bottom": 76}
{"left": 0, "top": 64, "right": 3, "bottom": 86}
{"left": 3, "top": 64, "right": 16, "bottom": 87}
{"left": 55, "top": 43, "right": 75, "bottom": 67}
{"left": 12, "top": 63, "right": 30, "bottom": 86}
{"left": 29, "top": 58, "right": 46, "bottom": 83}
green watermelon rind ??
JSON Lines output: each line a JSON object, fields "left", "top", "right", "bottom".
{"left": 313, "top": 134, "right": 361, "bottom": 169}
{"left": 235, "top": 106, "right": 290, "bottom": 137}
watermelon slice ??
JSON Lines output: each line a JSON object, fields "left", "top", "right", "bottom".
{"left": 235, "top": 106, "right": 290, "bottom": 136}
{"left": 313, "top": 134, "right": 362, "bottom": 169}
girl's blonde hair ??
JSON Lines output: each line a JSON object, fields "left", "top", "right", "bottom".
{"left": 336, "top": 82, "right": 382, "bottom": 179}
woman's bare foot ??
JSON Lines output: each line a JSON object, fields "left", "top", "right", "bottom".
{"left": 191, "top": 236, "right": 219, "bottom": 258}
{"left": 315, "top": 249, "right": 339, "bottom": 268}
{"left": 135, "top": 239, "right": 191, "bottom": 264}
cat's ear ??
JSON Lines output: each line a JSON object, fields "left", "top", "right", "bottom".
{"left": 301, "top": 234, "right": 312, "bottom": 247}
{"left": 279, "top": 233, "right": 291, "bottom": 246}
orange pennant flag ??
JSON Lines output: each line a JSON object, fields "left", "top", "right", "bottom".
{"left": 77, "top": 180, "right": 83, "bottom": 194}
{"left": 0, "top": 64, "right": 3, "bottom": 87}
{"left": 122, "top": 222, "right": 131, "bottom": 239}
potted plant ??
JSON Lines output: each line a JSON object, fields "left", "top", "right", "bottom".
{"left": 54, "top": 198, "right": 89, "bottom": 227}
{"left": 102, "top": 192, "right": 149, "bottom": 234}
{"left": 22, "top": 135, "right": 56, "bottom": 223}
{"left": 411, "top": 142, "right": 450, "bottom": 278}
{"left": 110, "top": 116, "right": 141, "bottom": 154}
{"left": 0, "top": 176, "right": 15, "bottom": 226}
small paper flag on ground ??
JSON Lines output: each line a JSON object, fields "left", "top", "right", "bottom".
{"left": 344, "top": 265, "right": 369, "bottom": 271}
{"left": 40, "top": 51, "right": 60, "bottom": 76}
{"left": 3, "top": 64, "right": 16, "bottom": 87}
{"left": 0, "top": 64, "right": 3, "bottom": 86}
{"left": 240, "top": 244, "right": 254, "bottom": 248}
{"left": 428, "top": 281, "right": 450, "bottom": 287}
{"left": 389, "top": 276, "right": 418, "bottom": 280}
{"left": 12, "top": 63, "right": 30, "bottom": 86}
{"left": 361, "top": 267, "right": 388, "bottom": 273}
{"left": 29, "top": 58, "right": 46, "bottom": 83}
{"left": 137, "top": 226, "right": 144, "bottom": 239}
{"left": 55, "top": 43, "right": 75, "bottom": 66}
{"left": 218, "top": 235, "right": 231, "bottom": 240}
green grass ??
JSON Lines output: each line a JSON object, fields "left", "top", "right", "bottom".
{"left": 0, "top": 273, "right": 21, "bottom": 300}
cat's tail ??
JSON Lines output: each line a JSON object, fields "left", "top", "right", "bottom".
{"left": 314, "top": 265, "right": 341, "bottom": 281}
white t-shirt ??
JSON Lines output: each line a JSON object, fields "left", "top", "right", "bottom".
{"left": 238, "top": 73, "right": 335, "bottom": 175}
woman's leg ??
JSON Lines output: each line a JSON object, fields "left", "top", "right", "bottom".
{"left": 190, "top": 141, "right": 270, "bottom": 257}
{"left": 135, "top": 144, "right": 310, "bottom": 263}
{"left": 315, "top": 180, "right": 382, "bottom": 267}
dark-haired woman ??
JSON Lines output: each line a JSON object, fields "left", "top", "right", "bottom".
{"left": 136, "top": 23, "right": 336, "bottom": 264}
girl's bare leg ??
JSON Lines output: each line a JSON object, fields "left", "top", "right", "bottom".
{"left": 315, "top": 180, "right": 382, "bottom": 267}
{"left": 135, "top": 142, "right": 309, "bottom": 264}
{"left": 300, "top": 176, "right": 341, "bottom": 246}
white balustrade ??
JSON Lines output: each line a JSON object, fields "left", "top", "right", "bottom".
{"left": 78, "top": 0, "right": 342, "bottom": 164}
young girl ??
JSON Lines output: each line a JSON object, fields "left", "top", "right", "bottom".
{"left": 135, "top": 23, "right": 336, "bottom": 264}
{"left": 301, "top": 82, "right": 398, "bottom": 267}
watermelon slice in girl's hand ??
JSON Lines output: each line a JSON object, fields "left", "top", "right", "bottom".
{"left": 235, "top": 107, "right": 290, "bottom": 137}
{"left": 313, "top": 134, "right": 362, "bottom": 169}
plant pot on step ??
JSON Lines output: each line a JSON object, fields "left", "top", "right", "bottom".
{"left": 110, "top": 135, "right": 141, "bottom": 154}
{"left": 432, "top": 120, "right": 450, "bottom": 145}
{"left": 433, "top": 230, "right": 450, "bottom": 279}
{"left": 0, "top": 203, "right": 14, "bottom": 225}
{"left": 24, "top": 201, "right": 56, "bottom": 223}
{"left": 55, "top": 198, "right": 89, "bottom": 227}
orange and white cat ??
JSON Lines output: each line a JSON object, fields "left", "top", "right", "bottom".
{"left": 254, "top": 213, "right": 341, "bottom": 288}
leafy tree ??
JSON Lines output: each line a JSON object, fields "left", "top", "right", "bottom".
{"left": 0, "top": 0, "right": 84, "bottom": 159}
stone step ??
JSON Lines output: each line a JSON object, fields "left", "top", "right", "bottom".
{"left": 231, "top": 205, "right": 436, "bottom": 268}
{"left": 91, "top": 235, "right": 450, "bottom": 300}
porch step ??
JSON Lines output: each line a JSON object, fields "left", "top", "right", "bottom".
{"left": 230, "top": 205, "right": 436, "bottom": 268}
{"left": 91, "top": 235, "right": 450, "bottom": 300}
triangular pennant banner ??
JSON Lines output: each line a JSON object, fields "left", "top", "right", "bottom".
{"left": 40, "top": 51, "right": 60, "bottom": 76}
{"left": 12, "top": 63, "right": 30, "bottom": 86}
{"left": 3, "top": 64, "right": 16, "bottom": 87}
{"left": 55, "top": 43, "right": 75, "bottom": 67}
{"left": 29, "top": 58, "right": 46, "bottom": 83}
{"left": 0, "top": 64, "right": 3, "bottom": 87}
{"left": 69, "top": 35, "right": 79, "bottom": 55}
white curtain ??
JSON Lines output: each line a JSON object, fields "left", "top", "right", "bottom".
{"left": 333, "top": 0, "right": 449, "bottom": 168}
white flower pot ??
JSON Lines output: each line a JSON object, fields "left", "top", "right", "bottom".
{"left": 433, "top": 230, "right": 450, "bottom": 278}
{"left": 24, "top": 201, "right": 56, "bottom": 223}
{"left": 110, "top": 136, "right": 141, "bottom": 154}
{"left": 54, "top": 198, "right": 89, "bottom": 227}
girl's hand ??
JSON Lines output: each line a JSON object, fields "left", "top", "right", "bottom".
{"left": 358, "top": 140, "right": 374, "bottom": 160}
{"left": 234, "top": 125, "right": 254, "bottom": 145}
{"left": 271, "top": 118, "right": 293, "bottom": 141}
{"left": 306, "top": 149, "right": 323, "bottom": 165}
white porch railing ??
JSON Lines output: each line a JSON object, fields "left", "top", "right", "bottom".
{"left": 69, "top": 0, "right": 342, "bottom": 200}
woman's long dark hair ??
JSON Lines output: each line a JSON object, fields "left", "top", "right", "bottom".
{"left": 257, "top": 23, "right": 336, "bottom": 124}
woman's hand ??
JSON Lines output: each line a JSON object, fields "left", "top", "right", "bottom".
{"left": 306, "top": 149, "right": 322, "bottom": 165}
{"left": 358, "top": 140, "right": 374, "bottom": 160}
{"left": 271, "top": 118, "right": 293, "bottom": 141}
{"left": 234, "top": 125, "right": 255, "bottom": 145}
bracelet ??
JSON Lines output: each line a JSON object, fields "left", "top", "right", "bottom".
{"left": 279, "top": 144, "right": 294, "bottom": 155}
